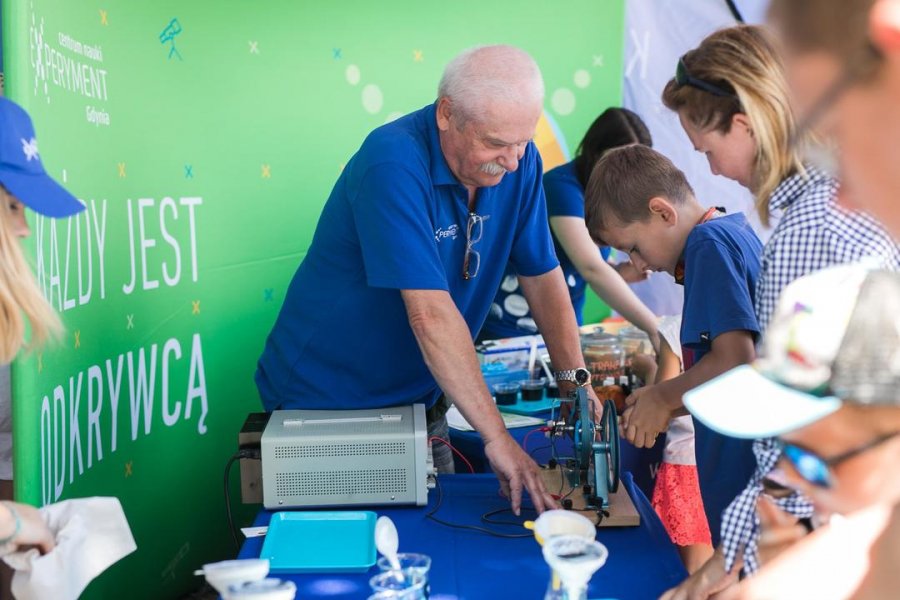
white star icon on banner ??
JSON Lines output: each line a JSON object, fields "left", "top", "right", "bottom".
{"left": 21, "top": 137, "right": 39, "bottom": 161}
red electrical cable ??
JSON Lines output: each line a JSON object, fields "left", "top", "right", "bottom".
{"left": 521, "top": 426, "right": 549, "bottom": 454}
{"left": 428, "top": 436, "right": 475, "bottom": 474}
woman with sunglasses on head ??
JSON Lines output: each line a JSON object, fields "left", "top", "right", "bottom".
{"left": 658, "top": 24, "right": 900, "bottom": 600}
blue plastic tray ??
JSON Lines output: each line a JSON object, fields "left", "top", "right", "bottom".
{"left": 497, "top": 394, "right": 560, "bottom": 416}
{"left": 260, "top": 511, "right": 377, "bottom": 573}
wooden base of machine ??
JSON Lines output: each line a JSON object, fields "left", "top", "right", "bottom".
{"left": 540, "top": 467, "right": 640, "bottom": 527}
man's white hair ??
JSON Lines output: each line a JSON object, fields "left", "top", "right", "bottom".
{"left": 437, "top": 45, "right": 544, "bottom": 126}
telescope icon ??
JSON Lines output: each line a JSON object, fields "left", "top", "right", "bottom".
{"left": 160, "top": 18, "right": 183, "bottom": 60}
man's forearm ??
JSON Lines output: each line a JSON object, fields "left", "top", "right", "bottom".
{"left": 401, "top": 289, "right": 507, "bottom": 444}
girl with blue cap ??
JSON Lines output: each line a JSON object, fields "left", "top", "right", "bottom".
{"left": 0, "top": 96, "right": 86, "bottom": 557}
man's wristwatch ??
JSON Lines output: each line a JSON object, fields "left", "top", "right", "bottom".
{"left": 554, "top": 367, "right": 591, "bottom": 387}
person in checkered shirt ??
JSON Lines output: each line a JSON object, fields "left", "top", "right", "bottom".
{"left": 659, "top": 23, "right": 900, "bottom": 599}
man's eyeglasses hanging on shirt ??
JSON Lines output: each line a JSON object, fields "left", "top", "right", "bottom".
{"left": 462, "top": 211, "right": 483, "bottom": 280}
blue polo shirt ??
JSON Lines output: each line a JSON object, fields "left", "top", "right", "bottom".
{"left": 256, "top": 103, "right": 559, "bottom": 411}
{"left": 479, "top": 161, "right": 610, "bottom": 339}
{"left": 680, "top": 212, "right": 762, "bottom": 546}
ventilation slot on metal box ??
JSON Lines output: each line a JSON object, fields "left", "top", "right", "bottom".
{"left": 273, "top": 442, "right": 406, "bottom": 459}
{"left": 276, "top": 469, "right": 408, "bottom": 497}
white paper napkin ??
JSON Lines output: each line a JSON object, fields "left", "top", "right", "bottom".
{"left": 3, "top": 496, "right": 136, "bottom": 600}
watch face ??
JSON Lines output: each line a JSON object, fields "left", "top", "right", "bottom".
{"left": 575, "top": 368, "right": 591, "bottom": 386}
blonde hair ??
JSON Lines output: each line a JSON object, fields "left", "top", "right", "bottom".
{"left": 0, "top": 186, "right": 61, "bottom": 362}
{"left": 661, "top": 25, "right": 804, "bottom": 227}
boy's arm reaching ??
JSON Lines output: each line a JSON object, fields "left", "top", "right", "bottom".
{"left": 622, "top": 330, "right": 756, "bottom": 448}
{"left": 654, "top": 336, "right": 683, "bottom": 384}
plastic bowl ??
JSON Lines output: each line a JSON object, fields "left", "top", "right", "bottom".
{"left": 225, "top": 578, "right": 297, "bottom": 600}
{"left": 196, "top": 559, "right": 270, "bottom": 595}
{"left": 524, "top": 509, "right": 596, "bottom": 546}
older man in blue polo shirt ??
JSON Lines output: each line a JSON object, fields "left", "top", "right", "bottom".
{"left": 256, "top": 45, "right": 595, "bottom": 514}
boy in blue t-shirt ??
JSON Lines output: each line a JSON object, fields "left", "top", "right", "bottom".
{"left": 584, "top": 144, "right": 762, "bottom": 544}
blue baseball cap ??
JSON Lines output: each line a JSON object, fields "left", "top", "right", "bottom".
{"left": 0, "top": 97, "right": 85, "bottom": 217}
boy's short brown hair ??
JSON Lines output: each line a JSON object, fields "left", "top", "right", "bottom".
{"left": 584, "top": 144, "right": 695, "bottom": 241}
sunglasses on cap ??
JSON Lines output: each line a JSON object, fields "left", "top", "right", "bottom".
{"left": 675, "top": 56, "right": 738, "bottom": 99}
{"left": 779, "top": 431, "right": 899, "bottom": 488}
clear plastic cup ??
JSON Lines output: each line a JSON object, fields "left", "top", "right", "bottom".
{"left": 376, "top": 553, "right": 432, "bottom": 580}
{"left": 369, "top": 570, "right": 426, "bottom": 599}
{"left": 520, "top": 378, "right": 546, "bottom": 401}
{"left": 366, "top": 591, "right": 417, "bottom": 600}
{"left": 493, "top": 382, "right": 520, "bottom": 406}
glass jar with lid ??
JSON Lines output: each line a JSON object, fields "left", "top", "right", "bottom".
{"left": 617, "top": 325, "right": 654, "bottom": 368}
{"left": 580, "top": 332, "right": 624, "bottom": 384}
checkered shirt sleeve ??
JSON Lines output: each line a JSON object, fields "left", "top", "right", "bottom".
{"left": 720, "top": 439, "right": 815, "bottom": 574}
{"left": 720, "top": 167, "right": 900, "bottom": 574}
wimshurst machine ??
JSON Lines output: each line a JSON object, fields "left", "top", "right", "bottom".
{"left": 545, "top": 385, "right": 638, "bottom": 526}
{"left": 260, "top": 405, "right": 434, "bottom": 509}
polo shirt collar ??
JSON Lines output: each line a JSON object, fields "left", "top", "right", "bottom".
{"left": 768, "top": 165, "right": 829, "bottom": 213}
{"left": 424, "top": 102, "right": 461, "bottom": 187}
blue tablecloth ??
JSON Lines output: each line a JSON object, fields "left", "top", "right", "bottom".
{"left": 449, "top": 414, "right": 665, "bottom": 502}
{"left": 238, "top": 473, "right": 686, "bottom": 599}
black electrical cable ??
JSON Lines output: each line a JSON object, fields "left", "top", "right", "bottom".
{"left": 425, "top": 476, "right": 534, "bottom": 539}
{"left": 529, "top": 444, "right": 551, "bottom": 459}
{"left": 480, "top": 505, "right": 538, "bottom": 527}
{"left": 560, "top": 478, "right": 578, "bottom": 502}
{"left": 557, "top": 457, "right": 567, "bottom": 497}
{"left": 224, "top": 449, "right": 259, "bottom": 552}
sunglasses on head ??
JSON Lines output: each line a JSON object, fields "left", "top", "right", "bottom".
{"left": 675, "top": 56, "right": 737, "bottom": 99}
{"left": 779, "top": 431, "right": 900, "bottom": 488}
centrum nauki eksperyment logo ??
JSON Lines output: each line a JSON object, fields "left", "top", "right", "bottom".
{"left": 26, "top": 1, "right": 111, "bottom": 125}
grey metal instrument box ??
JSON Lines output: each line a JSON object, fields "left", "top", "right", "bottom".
{"left": 261, "top": 405, "right": 429, "bottom": 509}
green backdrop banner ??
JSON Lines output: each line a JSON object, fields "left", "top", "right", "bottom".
{"left": 2, "top": 1, "right": 623, "bottom": 597}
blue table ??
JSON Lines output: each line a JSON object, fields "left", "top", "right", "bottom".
{"left": 449, "top": 413, "right": 665, "bottom": 502}
{"left": 239, "top": 473, "right": 686, "bottom": 599}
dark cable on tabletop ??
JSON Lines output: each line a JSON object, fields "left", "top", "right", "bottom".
{"left": 426, "top": 476, "right": 534, "bottom": 539}
{"left": 224, "top": 449, "right": 259, "bottom": 552}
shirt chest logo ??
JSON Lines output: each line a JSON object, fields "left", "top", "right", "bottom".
{"left": 434, "top": 223, "right": 459, "bottom": 242}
